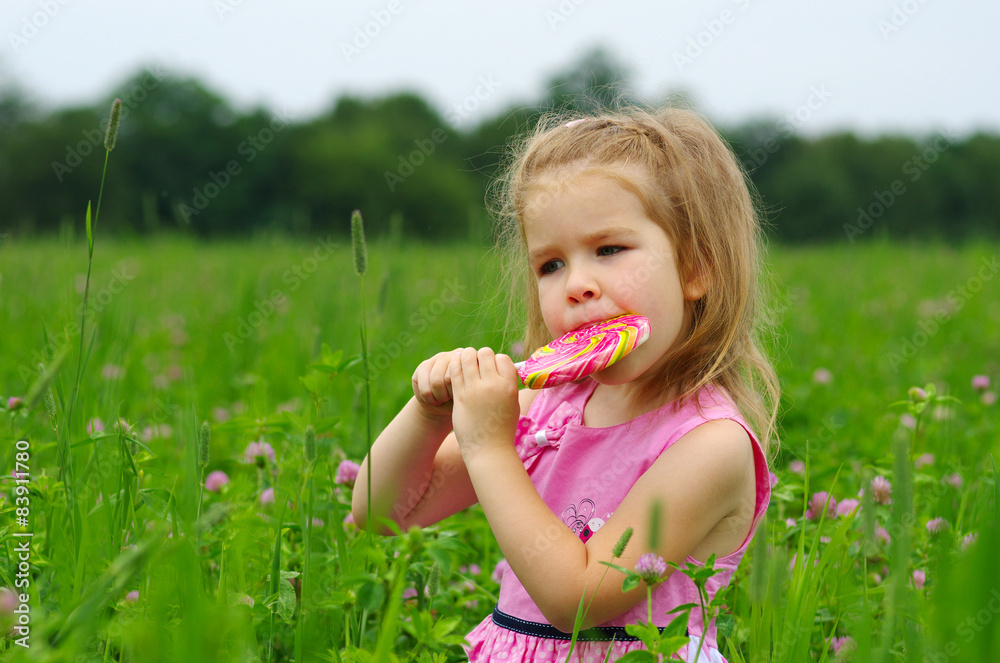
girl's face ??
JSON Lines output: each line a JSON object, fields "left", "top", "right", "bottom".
{"left": 522, "top": 169, "right": 706, "bottom": 386}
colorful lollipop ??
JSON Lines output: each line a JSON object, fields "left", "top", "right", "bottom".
{"left": 515, "top": 314, "right": 651, "bottom": 389}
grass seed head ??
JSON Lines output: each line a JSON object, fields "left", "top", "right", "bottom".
{"left": 427, "top": 563, "right": 441, "bottom": 598}
{"left": 612, "top": 526, "right": 633, "bottom": 558}
{"left": 304, "top": 425, "right": 316, "bottom": 463}
{"left": 104, "top": 98, "right": 123, "bottom": 151}
{"left": 199, "top": 421, "right": 210, "bottom": 468}
{"left": 351, "top": 210, "right": 368, "bottom": 276}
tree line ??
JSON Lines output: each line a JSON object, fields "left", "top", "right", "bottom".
{"left": 1, "top": 59, "right": 997, "bottom": 243}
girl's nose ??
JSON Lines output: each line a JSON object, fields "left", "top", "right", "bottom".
{"left": 565, "top": 267, "right": 600, "bottom": 303}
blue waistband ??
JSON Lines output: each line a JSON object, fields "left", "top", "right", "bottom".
{"left": 491, "top": 606, "right": 686, "bottom": 642}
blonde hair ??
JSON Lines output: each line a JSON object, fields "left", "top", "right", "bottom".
{"left": 491, "top": 104, "right": 781, "bottom": 457}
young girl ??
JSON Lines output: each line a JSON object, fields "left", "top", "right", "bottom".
{"left": 353, "top": 107, "right": 780, "bottom": 662}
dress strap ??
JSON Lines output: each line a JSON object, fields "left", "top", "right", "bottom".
{"left": 491, "top": 607, "right": 687, "bottom": 642}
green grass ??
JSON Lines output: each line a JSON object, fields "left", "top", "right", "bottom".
{"left": 1, "top": 234, "right": 998, "bottom": 661}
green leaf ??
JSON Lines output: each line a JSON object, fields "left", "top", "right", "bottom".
{"left": 625, "top": 622, "right": 659, "bottom": 650}
{"left": 431, "top": 615, "right": 461, "bottom": 639}
{"left": 616, "top": 650, "right": 656, "bottom": 662}
{"left": 666, "top": 602, "right": 699, "bottom": 615}
{"left": 663, "top": 610, "right": 691, "bottom": 638}
{"left": 356, "top": 579, "right": 386, "bottom": 611}
{"left": 276, "top": 574, "right": 296, "bottom": 622}
{"left": 655, "top": 636, "right": 692, "bottom": 656}
{"left": 24, "top": 342, "right": 70, "bottom": 410}
{"left": 269, "top": 519, "right": 282, "bottom": 611}
{"left": 622, "top": 575, "right": 641, "bottom": 592}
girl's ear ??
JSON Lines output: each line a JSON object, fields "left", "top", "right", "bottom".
{"left": 683, "top": 260, "right": 711, "bottom": 301}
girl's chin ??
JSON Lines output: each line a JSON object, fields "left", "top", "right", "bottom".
{"left": 589, "top": 360, "right": 647, "bottom": 386}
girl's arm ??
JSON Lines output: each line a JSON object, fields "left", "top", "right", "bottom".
{"left": 449, "top": 347, "right": 755, "bottom": 633}
{"left": 351, "top": 396, "right": 472, "bottom": 533}
{"left": 352, "top": 350, "right": 538, "bottom": 533}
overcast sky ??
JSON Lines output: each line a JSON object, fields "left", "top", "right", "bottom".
{"left": 3, "top": 0, "right": 999, "bottom": 138}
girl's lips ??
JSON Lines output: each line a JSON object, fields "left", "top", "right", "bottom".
{"left": 574, "top": 313, "right": 631, "bottom": 333}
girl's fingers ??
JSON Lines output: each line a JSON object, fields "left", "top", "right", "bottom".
{"left": 449, "top": 348, "right": 468, "bottom": 391}
{"left": 412, "top": 350, "right": 460, "bottom": 405}
{"left": 427, "top": 353, "right": 453, "bottom": 404}
{"left": 495, "top": 352, "right": 518, "bottom": 380}
{"left": 462, "top": 347, "right": 485, "bottom": 381}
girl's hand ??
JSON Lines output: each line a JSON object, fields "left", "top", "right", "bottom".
{"left": 411, "top": 349, "right": 462, "bottom": 421}
{"left": 449, "top": 347, "right": 521, "bottom": 459}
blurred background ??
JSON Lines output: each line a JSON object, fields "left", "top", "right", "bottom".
{"left": 2, "top": 0, "right": 999, "bottom": 242}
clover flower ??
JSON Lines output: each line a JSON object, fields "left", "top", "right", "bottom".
{"left": 972, "top": 375, "right": 990, "bottom": 391}
{"left": 836, "top": 498, "right": 860, "bottom": 518}
{"left": 244, "top": 440, "right": 276, "bottom": 466}
{"left": 492, "top": 559, "right": 510, "bottom": 584}
{"left": 204, "top": 470, "right": 230, "bottom": 493}
{"left": 812, "top": 368, "right": 833, "bottom": 384}
{"left": 831, "top": 635, "right": 856, "bottom": 655}
{"left": 870, "top": 476, "right": 892, "bottom": 505}
{"left": 806, "top": 492, "right": 836, "bottom": 521}
{"left": 634, "top": 553, "right": 668, "bottom": 584}
{"left": 926, "top": 517, "right": 949, "bottom": 535}
{"left": 336, "top": 460, "right": 361, "bottom": 486}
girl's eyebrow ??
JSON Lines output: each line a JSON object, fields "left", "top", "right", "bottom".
{"left": 528, "top": 226, "right": 639, "bottom": 263}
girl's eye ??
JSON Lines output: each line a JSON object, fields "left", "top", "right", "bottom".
{"left": 539, "top": 259, "right": 564, "bottom": 275}
{"left": 597, "top": 245, "right": 625, "bottom": 257}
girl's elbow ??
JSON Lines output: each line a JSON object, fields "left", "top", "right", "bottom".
{"left": 349, "top": 498, "right": 368, "bottom": 532}
{"left": 351, "top": 497, "right": 406, "bottom": 535}
{"left": 537, "top": 595, "right": 588, "bottom": 634}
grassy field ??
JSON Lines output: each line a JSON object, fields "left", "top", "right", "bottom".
{"left": 1, "top": 234, "right": 999, "bottom": 661}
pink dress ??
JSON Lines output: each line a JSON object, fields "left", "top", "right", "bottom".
{"left": 464, "top": 378, "right": 770, "bottom": 662}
